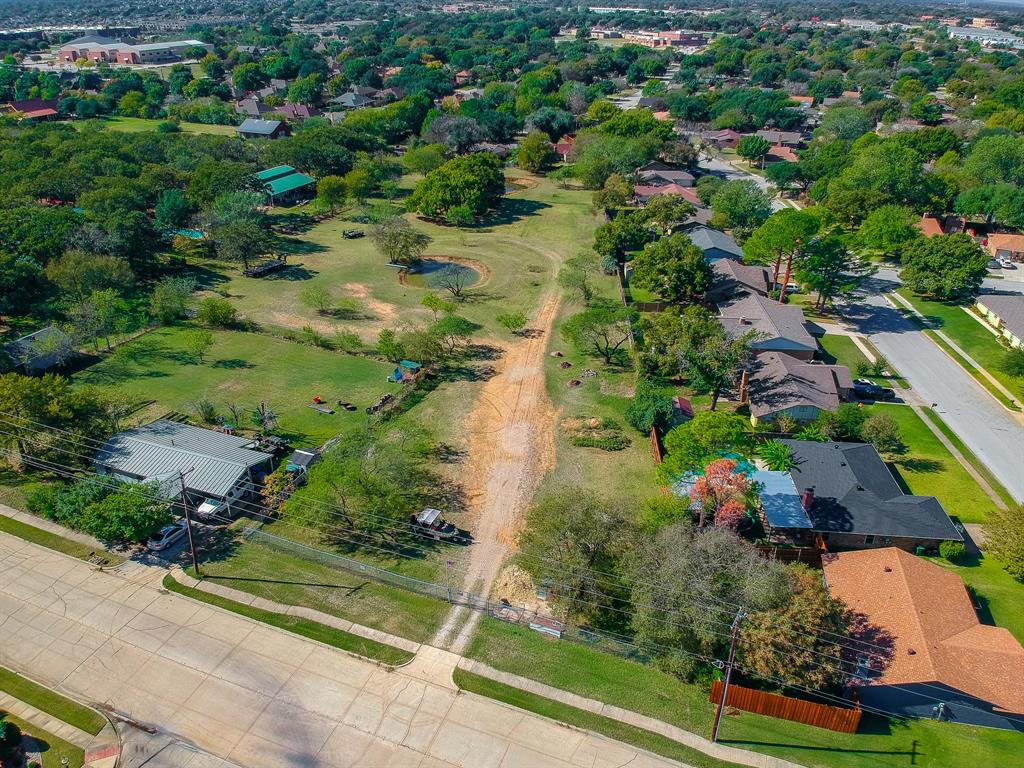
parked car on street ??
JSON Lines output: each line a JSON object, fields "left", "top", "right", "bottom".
{"left": 852, "top": 378, "right": 896, "bottom": 401}
{"left": 147, "top": 520, "right": 188, "bottom": 552}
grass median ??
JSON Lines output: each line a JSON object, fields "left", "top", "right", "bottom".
{"left": 0, "top": 514, "right": 124, "bottom": 566}
{"left": 452, "top": 668, "right": 741, "bottom": 768}
{"left": 464, "top": 617, "right": 1024, "bottom": 768}
{"left": 161, "top": 573, "right": 415, "bottom": 666}
{"left": 0, "top": 666, "right": 105, "bottom": 735}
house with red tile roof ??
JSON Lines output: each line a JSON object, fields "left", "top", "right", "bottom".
{"left": 823, "top": 548, "right": 1024, "bottom": 730}
{"left": 4, "top": 98, "right": 59, "bottom": 120}
{"left": 987, "top": 232, "right": 1024, "bottom": 261}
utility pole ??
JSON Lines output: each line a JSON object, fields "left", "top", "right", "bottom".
{"left": 177, "top": 469, "right": 201, "bottom": 577}
{"left": 711, "top": 609, "right": 745, "bottom": 743}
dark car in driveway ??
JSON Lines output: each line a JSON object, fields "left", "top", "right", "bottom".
{"left": 852, "top": 378, "right": 896, "bottom": 401}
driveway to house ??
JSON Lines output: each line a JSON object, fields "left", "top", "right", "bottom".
{"left": 0, "top": 534, "right": 692, "bottom": 768}
{"left": 846, "top": 277, "right": 1024, "bottom": 503}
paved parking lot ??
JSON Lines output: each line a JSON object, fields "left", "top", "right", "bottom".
{"left": 0, "top": 534, "right": 689, "bottom": 768}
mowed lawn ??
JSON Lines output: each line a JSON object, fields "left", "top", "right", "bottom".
{"left": 195, "top": 173, "right": 601, "bottom": 343}
{"left": 198, "top": 529, "right": 450, "bottom": 642}
{"left": 465, "top": 617, "right": 1024, "bottom": 768}
{"left": 75, "top": 326, "right": 400, "bottom": 444}
{"left": 864, "top": 404, "right": 998, "bottom": 524}
{"left": 77, "top": 116, "right": 239, "bottom": 135}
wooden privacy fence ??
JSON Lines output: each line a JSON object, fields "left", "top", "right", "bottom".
{"left": 710, "top": 680, "right": 862, "bottom": 734}
{"left": 650, "top": 427, "right": 663, "bottom": 464}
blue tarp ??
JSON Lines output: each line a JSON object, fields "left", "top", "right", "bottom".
{"left": 751, "top": 470, "right": 811, "bottom": 529}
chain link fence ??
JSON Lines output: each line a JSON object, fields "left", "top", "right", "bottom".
{"left": 241, "top": 525, "right": 653, "bottom": 664}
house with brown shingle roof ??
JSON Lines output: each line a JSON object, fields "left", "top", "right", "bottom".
{"left": 823, "top": 548, "right": 1024, "bottom": 730}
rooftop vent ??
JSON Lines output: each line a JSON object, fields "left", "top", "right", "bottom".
{"left": 883, "top": 566, "right": 892, "bottom": 573}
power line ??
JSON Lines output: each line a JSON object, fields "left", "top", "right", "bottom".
{"left": 2, "top": 416, "right": 1006, "bottom": 714}
{"left": 0, "top": 414, "right": 912, "bottom": 664}
{"left": 6, "top": 438, "right": 1009, "bottom": 722}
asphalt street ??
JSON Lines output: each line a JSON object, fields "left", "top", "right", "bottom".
{"left": 696, "top": 155, "right": 786, "bottom": 211}
{"left": 845, "top": 278, "right": 1024, "bottom": 504}
{"left": 0, "top": 534, "right": 692, "bottom": 768}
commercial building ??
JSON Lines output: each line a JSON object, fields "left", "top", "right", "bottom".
{"left": 946, "top": 26, "right": 1024, "bottom": 48}
{"left": 58, "top": 35, "right": 212, "bottom": 65}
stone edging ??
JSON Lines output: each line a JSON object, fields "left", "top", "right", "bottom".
{"left": 456, "top": 659, "right": 806, "bottom": 768}
{"left": 167, "top": 566, "right": 421, "bottom": 656}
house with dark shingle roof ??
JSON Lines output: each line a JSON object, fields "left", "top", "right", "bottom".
{"left": 2, "top": 326, "right": 73, "bottom": 374}
{"left": 824, "top": 548, "right": 1024, "bottom": 730}
{"left": 779, "top": 440, "right": 962, "bottom": 552}
{"left": 717, "top": 293, "right": 824, "bottom": 359}
{"left": 237, "top": 118, "right": 290, "bottom": 140}
{"left": 708, "top": 259, "right": 770, "bottom": 303}
{"left": 686, "top": 226, "right": 743, "bottom": 262}
{"left": 744, "top": 351, "right": 852, "bottom": 424}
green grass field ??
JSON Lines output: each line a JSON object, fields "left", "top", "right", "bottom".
{"left": 0, "top": 514, "right": 124, "bottom": 566}
{"left": 0, "top": 666, "right": 105, "bottom": 735}
{"left": 162, "top": 574, "right": 415, "bottom": 665}
{"left": 464, "top": 617, "right": 1024, "bottom": 768}
{"left": 195, "top": 529, "right": 449, "bottom": 643}
{"left": 80, "top": 116, "right": 238, "bottom": 135}
{"left": 864, "top": 404, "right": 998, "bottom": 524}
{"left": 196, "top": 172, "right": 599, "bottom": 345}
{"left": 896, "top": 290, "right": 1024, "bottom": 402}
{"left": 74, "top": 326, "right": 400, "bottom": 444}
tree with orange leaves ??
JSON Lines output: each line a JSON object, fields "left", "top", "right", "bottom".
{"left": 688, "top": 458, "right": 753, "bottom": 528}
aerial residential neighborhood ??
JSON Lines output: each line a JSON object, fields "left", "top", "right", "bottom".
{"left": 1, "top": 1, "right": 1024, "bottom": 768}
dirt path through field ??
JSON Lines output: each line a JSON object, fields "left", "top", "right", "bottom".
{"left": 431, "top": 292, "right": 559, "bottom": 652}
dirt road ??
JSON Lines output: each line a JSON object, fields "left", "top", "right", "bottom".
{"left": 431, "top": 294, "right": 559, "bottom": 652}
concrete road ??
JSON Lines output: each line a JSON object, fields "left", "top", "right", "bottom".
{"left": 696, "top": 155, "right": 786, "bottom": 211}
{"left": 0, "top": 534, "right": 691, "bottom": 768}
{"left": 874, "top": 267, "right": 1024, "bottom": 296}
{"left": 845, "top": 279, "right": 1024, "bottom": 503}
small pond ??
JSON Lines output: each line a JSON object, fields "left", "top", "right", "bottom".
{"left": 404, "top": 258, "right": 483, "bottom": 289}
{"left": 505, "top": 179, "right": 530, "bottom": 194}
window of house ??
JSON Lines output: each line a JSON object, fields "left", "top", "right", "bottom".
{"left": 864, "top": 535, "right": 875, "bottom": 545}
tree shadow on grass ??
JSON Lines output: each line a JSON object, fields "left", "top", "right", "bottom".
{"left": 469, "top": 198, "right": 551, "bottom": 229}
{"left": 212, "top": 358, "right": 254, "bottom": 369}
{"left": 275, "top": 236, "right": 328, "bottom": 256}
{"left": 262, "top": 265, "right": 318, "bottom": 281}
{"left": 894, "top": 457, "right": 944, "bottom": 474}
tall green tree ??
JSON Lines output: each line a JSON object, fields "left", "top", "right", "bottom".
{"left": 629, "top": 234, "right": 712, "bottom": 305}
{"left": 901, "top": 233, "right": 988, "bottom": 300}
{"left": 561, "top": 305, "right": 636, "bottom": 365}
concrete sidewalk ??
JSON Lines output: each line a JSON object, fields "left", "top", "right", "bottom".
{"left": 0, "top": 532, "right": 707, "bottom": 768}
{"left": 457, "top": 660, "right": 802, "bottom": 768}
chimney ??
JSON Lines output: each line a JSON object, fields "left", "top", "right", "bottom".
{"left": 739, "top": 317, "right": 750, "bottom": 325}
{"left": 801, "top": 487, "right": 814, "bottom": 510}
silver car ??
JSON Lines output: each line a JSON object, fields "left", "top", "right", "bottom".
{"left": 147, "top": 520, "right": 188, "bottom": 552}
